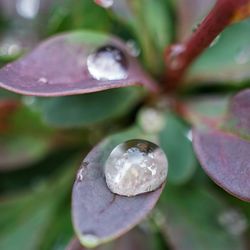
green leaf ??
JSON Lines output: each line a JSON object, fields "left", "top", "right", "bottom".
{"left": 111, "top": 0, "right": 173, "bottom": 75}
{"left": 46, "top": 0, "right": 112, "bottom": 35}
{"left": 33, "top": 87, "right": 144, "bottom": 128}
{"left": 156, "top": 185, "right": 246, "bottom": 250}
{"left": 159, "top": 113, "right": 197, "bottom": 184}
{"left": 187, "top": 20, "right": 250, "bottom": 85}
{"left": 0, "top": 159, "right": 76, "bottom": 250}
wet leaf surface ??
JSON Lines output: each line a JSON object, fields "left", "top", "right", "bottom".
{"left": 72, "top": 127, "right": 165, "bottom": 247}
{"left": 0, "top": 31, "right": 157, "bottom": 96}
{"left": 193, "top": 89, "right": 250, "bottom": 202}
{"left": 156, "top": 185, "right": 246, "bottom": 250}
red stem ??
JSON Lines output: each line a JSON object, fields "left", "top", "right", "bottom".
{"left": 165, "top": 0, "right": 250, "bottom": 91}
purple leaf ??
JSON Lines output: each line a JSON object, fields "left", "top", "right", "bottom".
{"left": 193, "top": 89, "right": 250, "bottom": 202}
{"left": 72, "top": 128, "right": 164, "bottom": 247}
{"left": 0, "top": 32, "right": 158, "bottom": 97}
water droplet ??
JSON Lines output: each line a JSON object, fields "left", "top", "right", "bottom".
{"left": 209, "top": 35, "right": 220, "bottom": 48}
{"left": 139, "top": 108, "right": 165, "bottom": 134}
{"left": 94, "top": 0, "right": 114, "bottom": 9}
{"left": 87, "top": 45, "right": 128, "bottom": 81}
{"left": 186, "top": 130, "right": 193, "bottom": 141}
{"left": 16, "top": 0, "right": 40, "bottom": 19}
{"left": 104, "top": 139, "right": 168, "bottom": 197}
{"left": 77, "top": 161, "right": 89, "bottom": 182}
{"left": 82, "top": 234, "right": 99, "bottom": 247}
{"left": 235, "top": 46, "right": 250, "bottom": 65}
{"left": 38, "top": 77, "right": 48, "bottom": 84}
{"left": 0, "top": 38, "right": 22, "bottom": 57}
{"left": 167, "top": 45, "right": 186, "bottom": 70}
{"left": 218, "top": 209, "right": 248, "bottom": 236}
{"left": 22, "top": 96, "right": 36, "bottom": 106}
{"left": 126, "top": 40, "right": 140, "bottom": 57}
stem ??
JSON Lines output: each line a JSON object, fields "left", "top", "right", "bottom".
{"left": 165, "top": 0, "right": 250, "bottom": 91}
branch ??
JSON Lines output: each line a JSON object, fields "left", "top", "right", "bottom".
{"left": 165, "top": 0, "right": 250, "bottom": 91}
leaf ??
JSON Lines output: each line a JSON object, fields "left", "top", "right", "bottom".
{"left": 175, "top": 0, "right": 216, "bottom": 41}
{"left": 187, "top": 20, "right": 250, "bottom": 84}
{"left": 0, "top": 31, "right": 157, "bottom": 96}
{"left": 155, "top": 185, "right": 246, "bottom": 250}
{"left": 31, "top": 86, "right": 143, "bottom": 128}
{"left": 111, "top": 0, "right": 173, "bottom": 74}
{"left": 72, "top": 127, "right": 165, "bottom": 248}
{"left": 159, "top": 113, "right": 197, "bottom": 184}
{"left": 193, "top": 89, "right": 250, "bottom": 202}
{"left": 67, "top": 227, "right": 163, "bottom": 250}
{"left": 0, "top": 158, "right": 75, "bottom": 250}
{"left": 0, "top": 134, "right": 50, "bottom": 171}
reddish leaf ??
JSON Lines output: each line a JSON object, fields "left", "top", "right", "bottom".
{"left": 0, "top": 32, "right": 158, "bottom": 97}
{"left": 193, "top": 89, "right": 250, "bottom": 202}
{"left": 193, "top": 130, "right": 250, "bottom": 202}
{"left": 72, "top": 130, "right": 164, "bottom": 247}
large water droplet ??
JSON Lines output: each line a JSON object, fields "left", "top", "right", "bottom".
{"left": 104, "top": 139, "right": 168, "bottom": 197}
{"left": 87, "top": 45, "right": 128, "bottom": 81}
{"left": 94, "top": 0, "right": 114, "bottom": 8}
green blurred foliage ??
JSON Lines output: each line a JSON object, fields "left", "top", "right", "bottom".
{"left": 0, "top": 1, "right": 249, "bottom": 250}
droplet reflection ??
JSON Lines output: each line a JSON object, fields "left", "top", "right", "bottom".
{"left": 104, "top": 139, "right": 168, "bottom": 197}
{"left": 87, "top": 45, "right": 128, "bottom": 81}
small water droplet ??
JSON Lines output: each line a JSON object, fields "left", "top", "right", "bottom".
{"left": 139, "top": 108, "right": 165, "bottom": 134}
{"left": 104, "top": 139, "right": 168, "bottom": 197}
{"left": 16, "top": 0, "right": 40, "bottom": 19}
{"left": 235, "top": 46, "right": 250, "bottom": 65}
{"left": 38, "top": 77, "right": 48, "bottom": 84}
{"left": 186, "top": 130, "right": 193, "bottom": 141}
{"left": 94, "top": 0, "right": 114, "bottom": 9}
{"left": 82, "top": 234, "right": 99, "bottom": 247}
{"left": 77, "top": 161, "right": 89, "bottom": 182}
{"left": 22, "top": 96, "right": 36, "bottom": 106}
{"left": 218, "top": 209, "right": 248, "bottom": 236}
{"left": 126, "top": 40, "right": 140, "bottom": 57}
{"left": 209, "top": 35, "right": 220, "bottom": 48}
{"left": 167, "top": 45, "right": 186, "bottom": 70}
{"left": 0, "top": 38, "right": 22, "bottom": 57}
{"left": 87, "top": 45, "right": 128, "bottom": 81}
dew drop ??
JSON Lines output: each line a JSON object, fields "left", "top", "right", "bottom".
{"left": 218, "top": 209, "right": 248, "bottom": 236}
{"left": 235, "top": 46, "right": 250, "bottom": 65}
{"left": 104, "top": 139, "right": 168, "bottom": 197}
{"left": 167, "top": 44, "right": 186, "bottom": 70}
{"left": 0, "top": 38, "right": 22, "bottom": 57}
{"left": 94, "top": 0, "right": 114, "bottom": 9}
{"left": 87, "top": 45, "right": 128, "bottom": 81}
{"left": 139, "top": 108, "right": 165, "bottom": 134}
{"left": 209, "top": 35, "right": 220, "bottom": 48}
{"left": 126, "top": 40, "right": 140, "bottom": 57}
{"left": 38, "top": 77, "right": 48, "bottom": 84}
{"left": 16, "top": 0, "right": 40, "bottom": 19}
